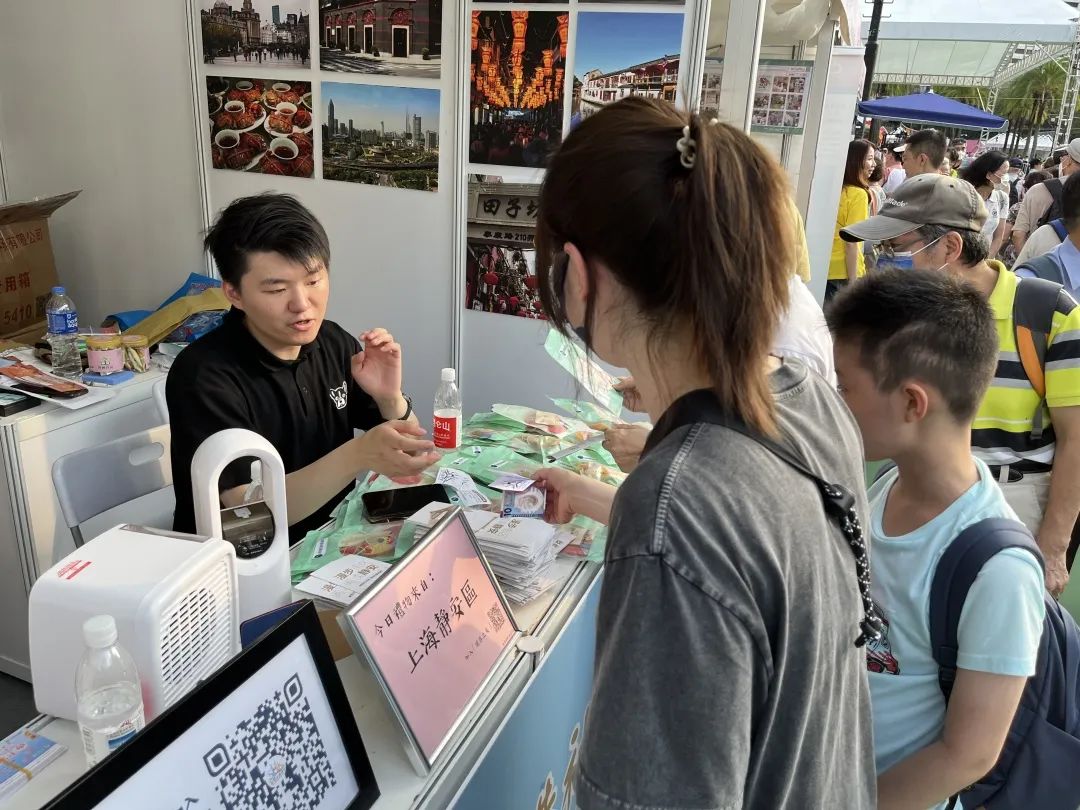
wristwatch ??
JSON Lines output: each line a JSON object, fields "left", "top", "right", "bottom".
{"left": 397, "top": 393, "right": 414, "bottom": 421}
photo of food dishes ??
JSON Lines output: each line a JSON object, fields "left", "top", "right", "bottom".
{"left": 206, "top": 76, "right": 313, "bottom": 178}
{"left": 750, "top": 62, "right": 812, "bottom": 133}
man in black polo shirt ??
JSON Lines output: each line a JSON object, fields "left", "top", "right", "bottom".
{"left": 167, "top": 194, "right": 440, "bottom": 542}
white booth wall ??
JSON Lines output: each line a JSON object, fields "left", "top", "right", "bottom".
{"left": 0, "top": 0, "right": 862, "bottom": 421}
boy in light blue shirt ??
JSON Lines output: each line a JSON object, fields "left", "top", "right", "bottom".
{"left": 828, "top": 269, "right": 1046, "bottom": 810}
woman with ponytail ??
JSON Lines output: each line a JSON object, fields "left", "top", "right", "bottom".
{"left": 531, "top": 98, "right": 876, "bottom": 809}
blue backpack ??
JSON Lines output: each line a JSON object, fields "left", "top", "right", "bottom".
{"left": 930, "top": 518, "right": 1080, "bottom": 809}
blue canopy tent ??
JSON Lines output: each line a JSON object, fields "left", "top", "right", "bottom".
{"left": 857, "top": 92, "right": 1007, "bottom": 130}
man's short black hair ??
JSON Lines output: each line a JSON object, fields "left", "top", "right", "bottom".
{"left": 204, "top": 193, "right": 330, "bottom": 287}
{"left": 827, "top": 268, "right": 999, "bottom": 423}
{"left": 1062, "top": 172, "right": 1080, "bottom": 230}
{"left": 906, "top": 129, "right": 948, "bottom": 168}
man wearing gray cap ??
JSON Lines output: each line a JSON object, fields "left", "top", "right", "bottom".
{"left": 1012, "top": 138, "right": 1080, "bottom": 252}
{"left": 840, "top": 173, "right": 1080, "bottom": 598}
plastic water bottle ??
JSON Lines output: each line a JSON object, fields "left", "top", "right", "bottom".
{"left": 45, "top": 286, "right": 81, "bottom": 379}
{"left": 75, "top": 615, "right": 145, "bottom": 767}
{"left": 433, "top": 368, "right": 462, "bottom": 450}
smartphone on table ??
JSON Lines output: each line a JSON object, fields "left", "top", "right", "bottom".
{"left": 361, "top": 484, "right": 452, "bottom": 523}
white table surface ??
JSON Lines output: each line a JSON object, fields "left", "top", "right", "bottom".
{"left": 5, "top": 555, "right": 584, "bottom": 809}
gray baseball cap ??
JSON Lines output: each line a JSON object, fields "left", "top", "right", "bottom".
{"left": 1054, "top": 137, "right": 1080, "bottom": 163}
{"left": 840, "top": 173, "right": 988, "bottom": 243}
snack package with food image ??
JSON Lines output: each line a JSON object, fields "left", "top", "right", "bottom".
{"left": 549, "top": 397, "right": 622, "bottom": 430}
{"left": 559, "top": 515, "right": 608, "bottom": 562}
{"left": 461, "top": 426, "right": 520, "bottom": 446}
{"left": 492, "top": 403, "right": 595, "bottom": 437}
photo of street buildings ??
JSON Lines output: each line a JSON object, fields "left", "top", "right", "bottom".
{"left": 321, "top": 82, "right": 440, "bottom": 192}
{"left": 201, "top": 1, "right": 311, "bottom": 67}
{"left": 571, "top": 12, "right": 683, "bottom": 128}
{"left": 319, "top": 1, "right": 442, "bottom": 78}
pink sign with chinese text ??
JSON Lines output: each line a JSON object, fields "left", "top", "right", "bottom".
{"left": 349, "top": 513, "right": 517, "bottom": 762}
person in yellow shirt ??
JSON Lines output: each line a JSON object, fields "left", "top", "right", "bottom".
{"left": 827, "top": 139, "right": 875, "bottom": 301}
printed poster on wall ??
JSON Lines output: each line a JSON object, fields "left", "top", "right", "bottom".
{"left": 469, "top": 11, "right": 568, "bottom": 168}
{"left": 751, "top": 59, "right": 812, "bottom": 134}
{"left": 321, "top": 82, "right": 440, "bottom": 193}
{"left": 319, "top": 1, "right": 442, "bottom": 78}
{"left": 699, "top": 59, "right": 812, "bottom": 134}
{"left": 207, "top": 76, "right": 314, "bottom": 177}
{"left": 464, "top": 181, "right": 545, "bottom": 320}
{"left": 200, "top": 0, "right": 311, "bottom": 68}
{"left": 571, "top": 11, "right": 685, "bottom": 130}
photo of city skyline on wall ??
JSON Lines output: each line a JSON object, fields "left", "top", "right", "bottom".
{"left": 571, "top": 11, "right": 683, "bottom": 128}
{"left": 201, "top": 0, "right": 311, "bottom": 67}
{"left": 319, "top": 1, "right": 442, "bottom": 78}
{"left": 468, "top": 11, "right": 567, "bottom": 168}
{"left": 321, "top": 82, "right": 440, "bottom": 192}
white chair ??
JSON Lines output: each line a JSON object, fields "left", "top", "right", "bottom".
{"left": 51, "top": 425, "right": 173, "bottom": 547}
{"left": 152, "top": 377, "right": 169, "bottom": 423}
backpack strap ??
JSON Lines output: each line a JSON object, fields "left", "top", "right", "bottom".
{"left": 1040, "top": 178, "right": 1065, "bottom": 228}
{"left": 1016, "top": 254, "right": 1067, "bottom": 288}
{"left": 1012, "top": 277, "right": 1066, "bottom": 440}
{"left": 1050, "top": 218, "right": 1069, "bottom": 243}
{"left": 929, "top": 518, "right": 1044, "bottom": 702}
{"left": 681, "top": 392, "right": 885, "bottom": 649}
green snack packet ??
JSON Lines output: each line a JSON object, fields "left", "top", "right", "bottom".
{"left": 466, "top": 411, "right": 526, "bottom": 432}
{"left": 462, "top": 426, "right": 519, "bottom": 446}
{"left": 439, "top": 445, "right": 542, "bottom": 485}
{"left": 549, "top": 397, "right": 621, "bottom": 430}
{"left": 492, "top": 403, "right": 596, "bottom": 440}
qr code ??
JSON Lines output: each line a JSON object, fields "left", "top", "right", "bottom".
{"left": 203, "top": 673, "right": 338, "bottom": 809}
{"left": 488, "top": 603, "right": 506, "bottom": 633}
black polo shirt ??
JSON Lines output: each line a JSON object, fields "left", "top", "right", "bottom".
{"left": 167, "top": 308, "right": 383, "bottom": 543}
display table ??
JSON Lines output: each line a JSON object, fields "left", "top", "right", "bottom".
{"left": 7, "top": 556, "right": 602, "bottom": 809}
{"left": 0, "top": 359, "right": 167, "bottom": 681}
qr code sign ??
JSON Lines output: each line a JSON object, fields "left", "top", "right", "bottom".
{"left": 203, "top": 674, "right": 337, "bottom": 809}
{"left": 488, "top": 603, "right": 506, "bottom": 633}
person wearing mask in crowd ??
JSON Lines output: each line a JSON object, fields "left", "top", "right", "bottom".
{"left": 1015, "top": 172, "right": 1080, "bottom": 300}
{"left": 899, "top": 128, "right": 948, "bottom": 180}
{"left": 827, "top": 139, "right": 875, "bottom": 300}
{"left": 1002, "top": 170, "right": 1053, "bottom": 267}
{"left": 531, "top": 97, "right": 876, "bottom": 809}
{"left": 1012, "top": 138, "right": 1080, "bottom": 251}
{"left": 1014, "top": 171, "right": 1080, "bottom": 269}
{"left": 961, "top": 150, "right": 1010, "bottom": 259}
{"left": 828, "top": 269, "right": 1045, "bottom": 810}
{"left": 883, "top": 143, "right": 907, "bottom": 195}
{"left": 938, "top": 155, "right": 952, "bottom": 177}
{"left": 167, "top": 194, "right": 440, "bottom": 543}
{"left": 840, "top": 174, "right": 1080, "bottom": 597}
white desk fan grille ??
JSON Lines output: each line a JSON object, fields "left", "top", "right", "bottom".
{"left": 159, "top": 556, "right": 236, "bottom": 709}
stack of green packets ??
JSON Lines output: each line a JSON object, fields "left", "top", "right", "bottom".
{"left": 290, "top": 402, "right": 620, "bottom": 585}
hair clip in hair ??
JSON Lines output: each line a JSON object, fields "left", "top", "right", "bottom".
{"left": 676, "top": 125, "right": 696, "bottom": 169}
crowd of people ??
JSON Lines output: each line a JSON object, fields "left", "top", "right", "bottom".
{"left": 468, "top": 121, "right": 557, "bottom": 167}
{"left": 514, "top": 100, "right": 1080, "bottom": 809}
{"left": 204, "top": 42, "right": 310, "bottom": 64}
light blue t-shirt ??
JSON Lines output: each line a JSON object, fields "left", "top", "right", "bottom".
{"left": 866, "top": 458, "right": 1045, "bottom": 809}
{"left": 1015, "top": 235, "right": 1080, "bottom": 300}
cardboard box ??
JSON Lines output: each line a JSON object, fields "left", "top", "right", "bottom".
{"left": 0, "top": 191, "right": 81, "bottom": 338}
{"left": 0, "top": 319, "right": 47, "bottom": 351}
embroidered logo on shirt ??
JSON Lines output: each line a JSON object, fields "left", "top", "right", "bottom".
{"left": 865, "top": 607, "right": 900, "bottom": 675}
{"left": 329, "top": 381, "right": 347, "bottom": 410}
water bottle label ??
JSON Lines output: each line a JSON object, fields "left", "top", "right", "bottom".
{"left": 80, "top": 707, "right": 144, "bottom": 766}
{"left": 46, "top": 311, "right": 78, "bottom": 334}
{"left": 434, "top": 414, "right": 459, "bottom": 449}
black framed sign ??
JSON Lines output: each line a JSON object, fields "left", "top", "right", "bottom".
{"left": 45, "top": 601, "right": 379, "bottom": 810}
